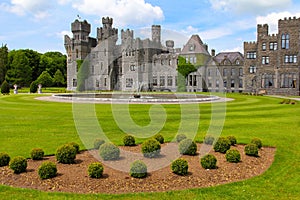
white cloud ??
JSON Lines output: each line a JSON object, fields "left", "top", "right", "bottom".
{"left": 71, "top": 0, "right": 164, "bottom": 27}
{"left": 209, "top": 0, "right": 291, "bottom": 14}
{"left": 57, "top": 30, "right": 72, "bottom": 40}
{"left": 0, "top": 0, "right": 53, "bottom": 20}
{"left": 57, "top": 0, "right": 72, "bottom": 5}
{"left": 221, "top": 46, "right": 243, "bottom": 53}
{"left": 256, "top": 12, "right": 300, "bottom": 34}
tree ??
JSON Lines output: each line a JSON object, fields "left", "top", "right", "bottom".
{"left": 36, "top": 71, "right": 53, "bottom": 87}
{"left": 0, "top": 45, "right": 8, "bottom": 83}
{"left": 53, "top": 69, "right": 65, "bottom": 87}
{"left": 30, "top": 81, "right": 38, "bottom": 93}
{"left": 177, "top": 56, "right": 197, "bottom": 92}
{"left": 1, "top": 80, "right": 10, "bottom": 95}
{"left": 6, "top": 51, "right": 32, "bottom": 86}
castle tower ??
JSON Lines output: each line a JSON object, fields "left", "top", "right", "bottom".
{"left": 97, "top": 17, "right": 118, "bottom": 43}
{"left": 152, "top": 25, "right": 161, "bottom": 44}
{"left": 257, "top": 24, "right": 269, "bottom": 38}
{"left": 71, "top": 19, "right": 91, "bottom": 60}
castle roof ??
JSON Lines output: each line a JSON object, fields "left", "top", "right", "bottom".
{"left": 214, "top": 52, "right": 244, "bottom": 64}
{"left": 181, "top": 35, "right": 210, "bottom": 55}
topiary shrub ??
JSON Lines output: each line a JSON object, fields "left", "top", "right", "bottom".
{"left": 94, "top": 138, "right": 105, "bottom": 149}
{"left": 31, "top": 148, "right": 44, "bottom": 160}
{"left": 68, "top": 142, "right": 80, "bottom": 153}
{"left": 179, "top": 139, "right": 197, "bottom": 155}
{"left": 251, "top": 138, "right": 262, "bottom": 149}
{"left": 30, "top": 81, "right": 38, "bottom": 93}
{"left": 99, "top": 143, "right": 120, "bottom": 161}
{"left": 0, "top": 152, "right": 10, "bottom": 167}
{"left": 141, "top": 139, "right": 161, "bottom": 158}
{"left": 38, "top": 161, "right": 57, "bottom": 179}
{"left": 204, "top": 135, "right": 215, "bottom": 145}
{"left": 9, "top": 156, "right": 27, "bottom": 174}
{"left": 176, "top": 134, "right": 187, "bottom": 143}
{"left": 153, "top": 134, "right": 164, "bottom": 144}
{"left": 245, "top": 143, "right": 259, "bottom": 157}
{"left": 171, "top": 158, "right": 188, "bottom": 176}
{"left": 130, "top": 160, "right": 147, "bottom": 178}
{"left": 88, "top": 162, "right": 104, "bottom": 179}
{"left": 1, "top": 80, "right": 10, "bottom": 95}
{"left": 56, "top": 144, "right": 76, "bottom": 164}
{"left": 227, "top": 136, "right": 237, "bottom": 146}
{"left": 213, "top": 137, "right": 231, "bottom": 153}
{"left": 225, "top": 149, "right": 241, "bottom": 163}
{"left": 200, "top": 154, "right": 217, "bottom": 169}
{"left": 123, "top": 135, "right": 136, "bottom": 146}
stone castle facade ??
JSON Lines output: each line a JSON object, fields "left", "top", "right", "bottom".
{"left": 65, "top": 16, "right": 299, "bottom": 95}
{"left": 244, "top": 17, "right": 300, "bottom": 96}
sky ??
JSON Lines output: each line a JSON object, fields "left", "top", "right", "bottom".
{"left": 1, "top": 0, "right": 300, "bottom": 55}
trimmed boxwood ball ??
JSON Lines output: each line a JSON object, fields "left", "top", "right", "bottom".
{"left": 31, "top": 148, "right": 44, "bottom": 160}
{"left": 123, "top": 135, "right": 136, "bottom": 146}
{"left": 226, "top": 149, "right": 241, "bottom": 163}
{"left": 88, "top": 162, "right": 104, "bottom": 179}
{"left": 94, "top": 138, "right": 105, "bottom": 149}
{"left": 0, "top": 152, "right": 10, "bottom": 167}
{"left": 245, "top": 143, "right": 259, "bottom": 157}
{"left": 68, "top": 142, "right": 80, "bottom": 153}
{"left": 153, "top": 134, "right": 164, "bottom": 144}
{"left": 130, "top": 160, "right": 147, "bottom": 178}
{"left": 176, "top": 134, "right": 187, "bottom": 143}
{"left": 9, "top": 156, "right": 27, "bottom": 174}
{"left": 227, "top": 136, "right": 237, "bottom": 146}
{"left": 38, "top": 161, "right": 57, "bottom": 179}
{"left": 179, "top": 139, "right": 197, "bottom": 155}
{"left": 213, "top": 137, "right": 231, "bottom": 153}
{"left": 141, "top": 139, "right": 161, "bottom": 158}
{"left": 251, "top": 138, "right": 262, "bottom": 149}
{"left": 200, "top": 154, "right": 217, "bottom": 169}
{"left": 204, "top": 135, "right": 215, "bottom": 145}
{"left": 56, "top": 144, "right": 77, "bottom": 164}
{"left": 171, "top": 158, "right": 188, "bottom": 176}
{"left": 99, "top": 143, "right": 120, "bottom": 160}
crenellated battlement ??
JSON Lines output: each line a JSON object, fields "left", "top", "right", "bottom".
{"left": 121, "top": 29, "right": 134, "bottom": 41}
{"left": 102, "top": 17, "right": 113, "bottom": 26}
{"left": 71, "top": 19, "right": 91, "bottom": 33}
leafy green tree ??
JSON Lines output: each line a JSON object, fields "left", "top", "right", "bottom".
{"left": 53, "top": 69, "right": 65, "bottom": 87}
{"left": 30, "top": 81, "right": 38, "bottom": 93}
{"left": 177, "top": 56, "right": 196, "bottom": 92}
{"left": 21, "top": 49, "right": 41, "bottom": 81}
{"left": 0, "top": 45, "right": 8, "bottom": 83}
{"left": 1, "top": 80, "right": 10, "bottom": 95}
{"left": 36, "top": 71, "right": 53, "bottom": 87}
{"left": 40, "top": 52, "right": 67, "bottom": 78}
{"left": 6, "top": 51, "right": 32, "bottom": 86}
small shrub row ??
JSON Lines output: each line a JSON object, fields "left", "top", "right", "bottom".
{"left": 123, "top": 135, "right": 135, "bottom": 146}
{"left": 0, "top": 153, "right": 10, "bottom": 167}
{"left": 141, "top": 139, "right": 161, "bottom": 158}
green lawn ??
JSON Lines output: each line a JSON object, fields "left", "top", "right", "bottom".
{"left": 0, "top": 93, "right": 299, "bottom": 199}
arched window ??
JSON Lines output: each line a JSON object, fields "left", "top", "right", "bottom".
{"left": 282, "top": 34, "right": 290, "bottom": 49}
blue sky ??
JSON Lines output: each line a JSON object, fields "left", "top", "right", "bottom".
{"left": 1, "top": 0, "right": 300, "bottom": 54}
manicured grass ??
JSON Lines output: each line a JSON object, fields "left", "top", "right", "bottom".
{"left": 0, "top": 93, "right": 299, "bottom": 199}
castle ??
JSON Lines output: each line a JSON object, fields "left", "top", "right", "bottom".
{"left": 244, "top": 17, "right": 300, "bottom": 96}
{"left": 65, "top": 17, "right": 300, "bottom": 96}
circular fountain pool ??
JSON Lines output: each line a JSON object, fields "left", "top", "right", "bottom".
{"left": 51, "top": 93, "right": 223, "bottom": 104}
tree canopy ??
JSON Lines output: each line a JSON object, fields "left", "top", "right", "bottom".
{"left": 0, "top": 47, "right": 67, "bottom": 87}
